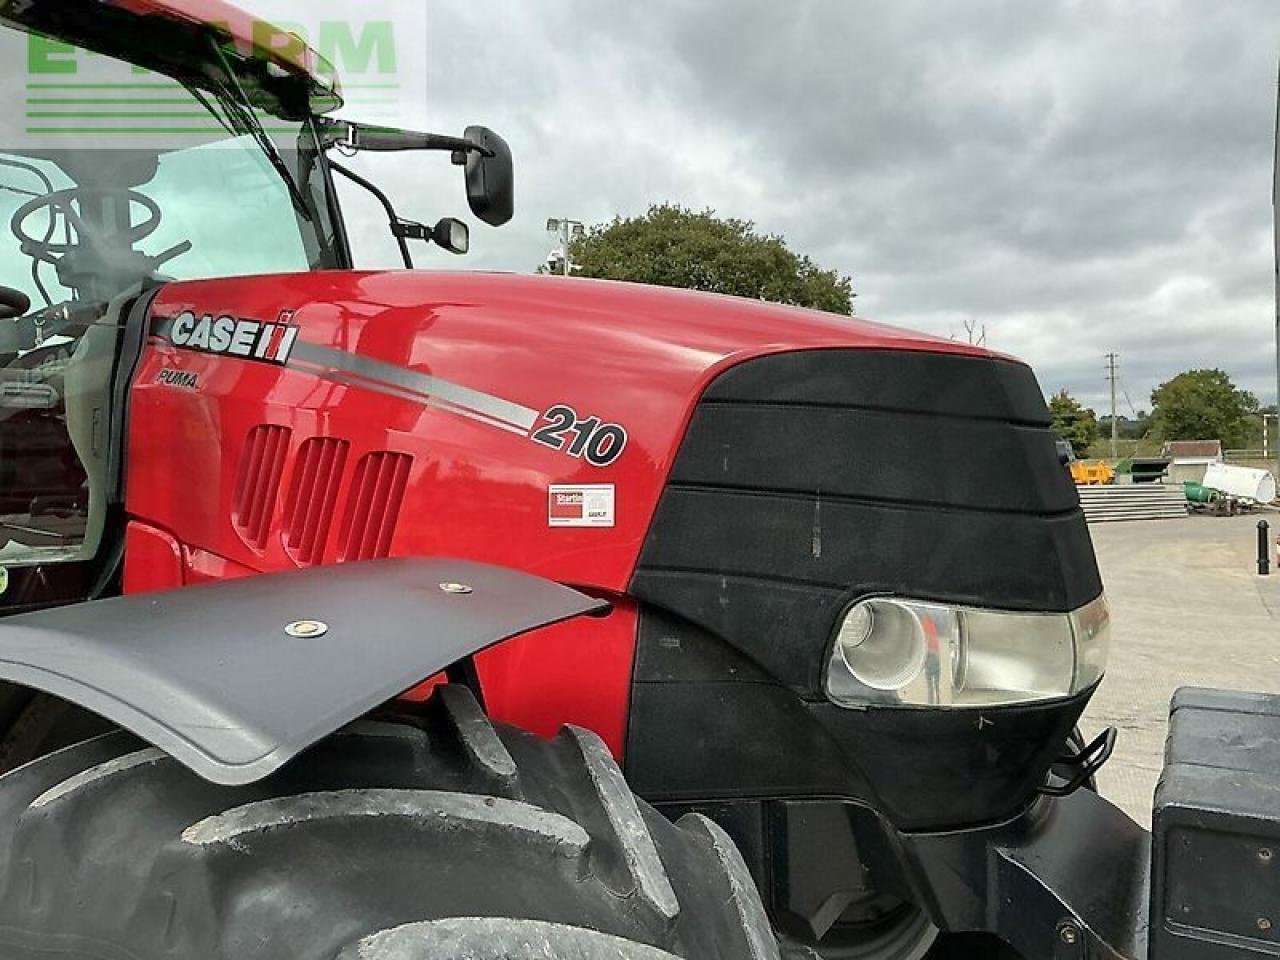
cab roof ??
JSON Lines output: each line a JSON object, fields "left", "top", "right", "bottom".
{"left": 117, "top": 0, "right": 336, "bottom": 84}
{"left": 6, "top": 0, "right": 342, "bottom": 111}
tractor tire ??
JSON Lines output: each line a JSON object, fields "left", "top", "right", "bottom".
{"left": 0, "top": 685, "right": 779, "bottom": 960}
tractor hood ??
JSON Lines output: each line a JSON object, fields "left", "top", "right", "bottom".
{"left": 134, "top": 272, "right": 1005, "bottom": 592}
{"left": 150, "top": 269, "right": 994, "bottom": 377}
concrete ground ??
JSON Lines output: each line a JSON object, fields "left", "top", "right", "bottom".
{"left": 1080, "top": 511, "right": 1280, "bottom": 826}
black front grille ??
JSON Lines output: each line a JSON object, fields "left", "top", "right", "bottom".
{"left": 630, "top": 348, "right": 1101, "bottom": 695}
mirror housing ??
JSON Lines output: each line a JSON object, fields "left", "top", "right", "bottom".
{"left": 0, "top": 286, "right": 30, "bottom": 321}
{"left": 462, "top": 126, "right": 514, "bottom": 227}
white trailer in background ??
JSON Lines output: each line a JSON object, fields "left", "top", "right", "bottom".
{"left": 1201, "top": 462, "right": 1278, "bottom": 505}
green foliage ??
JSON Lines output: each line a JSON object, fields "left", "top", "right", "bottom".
{"left": 1149, "top": 369, "right": 1259, "bottom": 449}
{"left": 564, "top": 204, "right": 855, "bottom": 315}
{"left": 1085, "top": 436, "right": 1163, "bottom": 461}
{"left": 1048, "top": 390, "right": 1100, "bottom": 458}
{"left": 1099, "top": 412, "right": 1151, "bottom": 441}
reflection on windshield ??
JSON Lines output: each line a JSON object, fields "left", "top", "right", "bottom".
{"left": 0, "top": 331, "right": 95, "bottom": 566}
{"left": 0, "top": 155, "right": 74, "bottom": 306}
{"left": 0, "top": 134, "right": 327, "bottom": 311}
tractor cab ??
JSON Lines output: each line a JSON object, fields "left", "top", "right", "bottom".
{"left": 0, "top": 0, "right": 509, "bottom": 610}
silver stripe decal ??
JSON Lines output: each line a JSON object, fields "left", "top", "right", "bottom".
{"left": 291, "top": 342, "right": 538, "bottom": 432}
{"left": 291, "top": 361, "right": 530, "bottom": 437}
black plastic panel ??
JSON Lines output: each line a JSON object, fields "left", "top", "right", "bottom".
{"left": 629, "top": 680, "right": 1090, "bottom": 829}
{"left": 627, "top": 607, "right": 1093, "bottom": 830}
{"left": 631, "top": 348, "right": 1101, "bottom": 697}
{"left": 1152, "top": 688, "right": 1280, "bottom": 959}
{"left": 905, "top": 786, "right": 1150, "bottom": 958}
{"left": 702, "top": 348, "right": 1052, "bottom": 425}
{"left": 672, "top": 405, "right": 1075, "bottom": 513}
{"left": 629, "top": 572, "right": 839, "bottom": 692}
{"left": 810, "top": 688, "right": 1091, "bottom": 828}
{"left": 660, "top": 788, "right": 1152, "bottom": 959}
{"left": 628, "top": 681, "right": 873, "bottom": 802}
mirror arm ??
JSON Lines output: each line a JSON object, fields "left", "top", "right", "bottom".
{"left": 329, "top": 159, "right": 414, "bottom": 269}
{"left": 318, "top": 119, "right": 493, "bottom": 157}
{"left": 391, "top": 221, "right": 429, "bottom": 242}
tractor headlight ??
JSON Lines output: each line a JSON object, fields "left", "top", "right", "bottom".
{"left": 825, "top": 594, "right": 1110, "bottom": 708}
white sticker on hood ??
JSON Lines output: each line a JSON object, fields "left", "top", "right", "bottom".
{"left": 549, "top": 485, "right": 615, "bottom": 528}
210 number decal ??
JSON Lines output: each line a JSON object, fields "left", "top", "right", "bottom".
{"left": 531, "top": 405, "right": 628, "bottom": 467}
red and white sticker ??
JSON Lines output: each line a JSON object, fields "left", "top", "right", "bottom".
{"left": 549, "top": 485, "right": 615, "bottom": 528}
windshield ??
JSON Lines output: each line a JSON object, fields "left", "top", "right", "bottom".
{"left": 0, "top": 134, "right": 338, "bottom": 308}
{"left": 0, "top": 22, "right": 344, "bottom": 572}
{"left": 0, "top": 37, "right": 344, "bottom": 306}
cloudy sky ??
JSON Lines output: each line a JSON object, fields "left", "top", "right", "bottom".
{"left": 313, "top": 1, "right": 1277, "bottom": 414}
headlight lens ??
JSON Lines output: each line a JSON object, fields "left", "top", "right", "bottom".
{"left": 825, "top": 594, "right": 1109, "bottom": 708}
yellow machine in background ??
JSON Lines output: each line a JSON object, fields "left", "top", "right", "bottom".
{"left": 1070, "top": 460, "right": 1115, "bottom": 485}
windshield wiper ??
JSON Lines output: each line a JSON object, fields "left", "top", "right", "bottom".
{"left": 187, "top": 86, "right": 239, "bottom": 140}
{"left": 204, "top": 36, "right": 313, "bottom": 222}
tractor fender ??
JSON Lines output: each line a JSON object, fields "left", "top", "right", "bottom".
{"left": 0, "top": 558, "right": 606, "bottom": 786}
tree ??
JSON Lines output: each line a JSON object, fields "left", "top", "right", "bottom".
{"left": 561, "top": 204, "right": 855, "bottom": 315}
{"left": 1149, "top": 369, "right": 1259, "bottom": 449}
{"left": 961, "top": 318, "right": 987, "bottom": 346}
{"left": 1099, "top": 412, "right": 1152, "bottom": 441}
{"left": 1048, "top": 390, "right": 1100, "bottom": 457}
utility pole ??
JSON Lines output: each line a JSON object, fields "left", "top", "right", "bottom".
{"left": 546, "top": 218, "right": 585, "bottom": 277}
{"left": 1106, "top": 352, "right": 1120, "bottom": 460}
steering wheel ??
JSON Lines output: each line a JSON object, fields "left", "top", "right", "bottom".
{"left": 11, "top": 188, "right": 163, "bottom": 266}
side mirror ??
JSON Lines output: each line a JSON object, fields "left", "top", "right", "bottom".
{"left": 0, "top": 286, "right": 30, "bottom": 321}
{"left": 462, "top": 126, "right": 513, "bottom": 227}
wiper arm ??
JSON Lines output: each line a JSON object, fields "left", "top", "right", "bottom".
{"left": 205, "top": 36, "right": 313, "bottom": 222}
{"left": 187, "top": 86, "right": 239, "bottom": 140}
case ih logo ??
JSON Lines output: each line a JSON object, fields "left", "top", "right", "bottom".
{"left": 165, "top": 310, "right": 300, "bottom": 366}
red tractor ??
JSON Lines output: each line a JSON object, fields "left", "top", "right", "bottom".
{"left": 0, "top": 3, "right": 1276, "bottom": 959}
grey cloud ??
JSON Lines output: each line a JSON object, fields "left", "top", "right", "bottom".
{"left": 325, "top": 0, "right": 1278, "bottom": 413}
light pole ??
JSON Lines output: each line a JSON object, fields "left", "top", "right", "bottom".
{"left": 546, "top": 218, "right": 586, "bottom": 277}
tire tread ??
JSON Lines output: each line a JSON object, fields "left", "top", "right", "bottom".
{"left": 0, "top": 687, "right": 777, "bottom": 960}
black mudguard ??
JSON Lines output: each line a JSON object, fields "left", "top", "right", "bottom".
{"left": 0, "top": 558, "right": 605, "bottom": 786}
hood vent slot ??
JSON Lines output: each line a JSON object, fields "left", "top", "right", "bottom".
{"left": 283, "top": 437, "right": 350, "bottom": 566}
{"left": 232, "top": 425, "right": 291, "bottom": 551}
{"left": 339, "top": 451, "right": 412, "bottom": 562}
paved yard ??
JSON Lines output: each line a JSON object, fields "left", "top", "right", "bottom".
{"left": 1080, "top": 511, "right": 1280, "bottom": 825}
